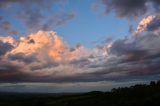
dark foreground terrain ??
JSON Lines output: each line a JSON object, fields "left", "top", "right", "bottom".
{"left": 0, "top": 81, "right": 160, "bottom": 106}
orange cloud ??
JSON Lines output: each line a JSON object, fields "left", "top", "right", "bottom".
{"left": 136, "top": 15, "right": 156, "bottom": 34}
{"left": 0, "top": 36, "right": 15, "bottom": 44}
{"left": 8, "top": 31, "right": 84, "bottom": 62}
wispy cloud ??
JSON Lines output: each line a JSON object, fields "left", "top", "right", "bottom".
{"left": 0, "top": 0, "right": 75, "bottom": 35}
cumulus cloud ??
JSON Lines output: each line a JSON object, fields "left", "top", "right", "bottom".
{"left": 0, "top": 31, "right": 98, "bottom": 82}
{"left": 0, "top": 30, "right": 160, "bottom": 83}
{"left": 10, "top": 31, "right": 88, "bottom": 62}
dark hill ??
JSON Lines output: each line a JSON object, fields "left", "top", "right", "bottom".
{"left": 0, "top": 80, "right": 160, "bottom": 106}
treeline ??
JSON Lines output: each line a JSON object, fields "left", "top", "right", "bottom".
{"left": 0, "top": 80, "right": 160, "bottom": 106}
{"left": 112, "top": 80, "right": 160, "bottom": 92}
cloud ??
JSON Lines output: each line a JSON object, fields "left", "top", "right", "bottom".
{"left": 101, "top": 0, "right": 160, "bottom": 19}
{"left": 0, "top": 42, "right": 13, "bottom": 56}
{"left": 0, "top": 37, "right": 14, "bottom": 56}
{"left": 102, "top": 0, "right": 148, "bottom": 18}
{"left": 0, "top": 0, "right": 75, "bottom": 35}
{"left": 0, "top": 20, "right": 18, "bottom": 36}
{"left": 0, "top": 30, "right": 160, "bottom": 83}
{"left": 109, "top": 32, "right": 160, "bottom": 77}
{"left": 136, "top": 15, "right": 156, "bottom": 33}
{"left": 132, "top": 15, "right": 160, "bottom": 35}
{"left": 10, "top": 31, "right": 85, "bottom": 62}
{"left": 9, "top": 53, "right": 37, "bottom": 64}
{"left": 0, "top": 36, "right": 15, "bottom": 44}
{"left": 146, "top": 15, "right": 160, "bottom": 31}
{"left": 0, "top": 31, "right": 94, "bottom": 82}
{"left": 152, "top": 0, "right": 160, "bottom": 11}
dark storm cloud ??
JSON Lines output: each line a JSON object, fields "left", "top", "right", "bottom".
{"left": 102, "top": 0, "right": 160, "bottom": 18}
{"left": 102, "top": 0, "right": 147, "bottom": 18}
{"left": 0, "top": 0, "right": 75, "bottom": 35}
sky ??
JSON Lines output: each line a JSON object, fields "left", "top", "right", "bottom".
{"left": 0, "top": 0, "right": 160, "bottom": 93}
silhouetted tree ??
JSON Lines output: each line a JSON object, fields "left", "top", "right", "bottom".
{"left": 0, "top": 80, "right": 160, "bottom": 106}
{"left": 157, "top": 80, "right": 160, "bottom": 85}
{"left": 150, "top": 81, "right": 156, "bottom": 86}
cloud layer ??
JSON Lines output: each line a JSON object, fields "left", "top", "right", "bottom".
{"left": 0, "top": 25, "right": 160, "bottom": 83}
